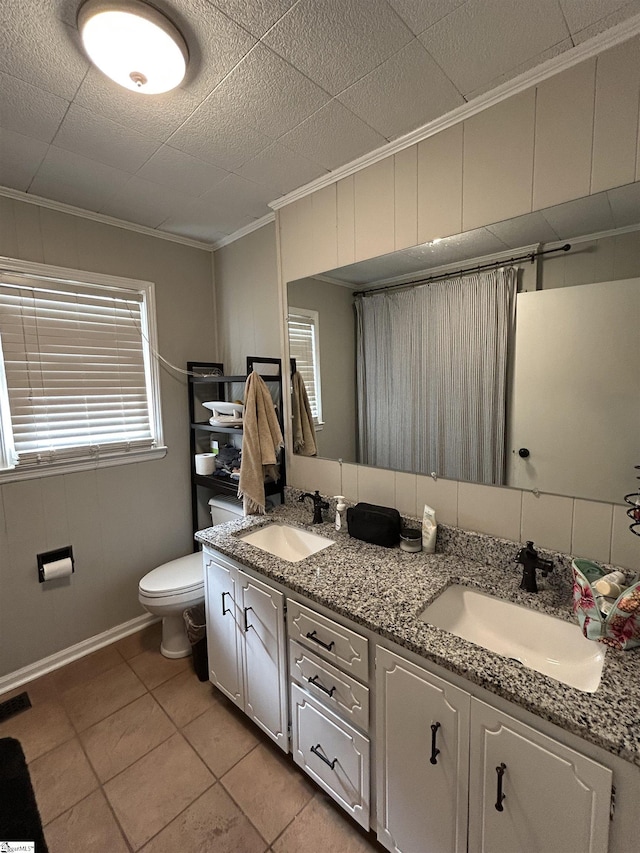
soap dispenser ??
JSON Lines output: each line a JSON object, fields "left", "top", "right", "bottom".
{"left": 334, "top": 496, "right": 346, "bottom": 532}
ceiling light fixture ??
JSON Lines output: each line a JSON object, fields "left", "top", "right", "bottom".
{"left": 77, "top": 0, "right": 188, "bottom": 95}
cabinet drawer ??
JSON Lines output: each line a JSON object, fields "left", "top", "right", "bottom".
{"left": 289, "top": 640, "right": 369, "bottom": 732}
{"left": 291, "top": 682, "right": 370, "bottom": 829}
{"left": 287, "top": 600, "right": 369, "bottom": 681}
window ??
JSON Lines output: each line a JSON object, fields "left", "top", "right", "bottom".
{"left": 0, "top": 258, "right": 165, "bottom": 480}
{"left": 288, "top": 307, "right": 322, "bottom": 424}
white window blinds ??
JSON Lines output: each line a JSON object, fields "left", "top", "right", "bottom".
{"left": 0, "top": 267, "right": 162, "bottom": 473}
{"left": 288, "top": 308, "right": 322, "bottom": 422}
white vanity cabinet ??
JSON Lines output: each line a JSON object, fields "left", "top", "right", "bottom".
{"left": 376, "top": 646, "right": 471, "bottom": 853}
{"left": 288, "top": 600, "right": 371, "bottom": 827}
{"left": 377, "top": 645, "right": 613, "bottom": 853}
{"left": 203, "top": 548, "right": 288, "bottom": 751}
{"left": 468, "top": 698, "right": 612, "bottom": 853}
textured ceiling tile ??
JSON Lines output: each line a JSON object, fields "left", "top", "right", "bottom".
{"left": 98, "top": 175, "right": 193, "bottom": 228}
{"left": 208, "top": 43, "right": 330, "bottom": 139}
{"left": 235, "top": 142, "right": 327, "bottom": 194}
{"left": 486, "top": 211, "right": 561, "bottom": 246}
{"left": 158, "top": 216, "right": 228, "bottom": 243}
{"left": 157, "top": 195, "right": 235, "bottom": 241}
{"left": 52, "top": 104, "right": 159, "bottom": 173}
{"left": 571, "top": 0, "right": 640, "bottom": 43}
{"left": 559, "top": 0, "right": 640, "bottom": 35}
{"left": 200, "top": 173, "right": 275, "bottom": 220}
{"left": 263, "top": 0, "right": 414, "bottom": 95}
{"left": 419, "top": 0, "right": 570, "bottom": 96}
{"left": 464, "top": 38, "right": 573, "bottom": 102}
{"left": 0, "top": 7, "right": 88, "bottom": 100}
{"left": 167, "top": 0, "right": 256, "bottom": 101}
{"left": 0, "top": 128, "right": 48, "bottom": 191}
{"left": 0, "top": 73, "right": 68, "bottom": 142}
{"left": 136, "top": 145, "right": 229, "bottom": 196}
{"left": 540, "top": 193, "right": 616, "bottom": 238}
{"left": 337, "top": 39, "right": 463, "bottom": 140}
{"left": 279, "top": 100, "right": 387, "bottom": 170}
{"left": 167, "top": 92, "right": 273, "bottom": 169}
{"left": 387, "top": 0, "right": 467, "bottom": 35}
{"left": 607, "top": 182, "right": 640, "bottom": 228}
{"left": 73, "top": 68, "right": 201, "bottom": 143}
{"left": 29, "top": 146, "right": 130, "bottom": 211}
{"left": 208, "top": 0, "right": 298, "bottom": 36}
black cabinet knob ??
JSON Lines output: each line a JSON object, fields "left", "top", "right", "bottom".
{"left": 518, "top": 448, "right": 530, "bottom": 458}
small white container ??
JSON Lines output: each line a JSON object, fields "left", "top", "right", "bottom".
{"left": 400, "top": 527, "right": 422, "bottom": 552}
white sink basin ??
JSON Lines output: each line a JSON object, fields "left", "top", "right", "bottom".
{"left": 240, "top": 523, "right": 335, "bottom": 563}
{"left": 419, "top": 585, "right": 605, "bottom": 692}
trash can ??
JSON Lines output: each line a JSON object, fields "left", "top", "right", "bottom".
{"left": 183, "top": 603, "right": 208, "bottom": 682}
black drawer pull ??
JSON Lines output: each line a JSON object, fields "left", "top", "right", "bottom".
{"left": 244, "top": 606, "right": 253, "bottom": 632}
{"left": 306, "top": 630, "right": 335, "bottom": 651}
{"left": 308, "top": 674, "right": 336, "bottom": 697}
{"left": 221, "top": 591, "right": 231, "bottom": 616}
{"left": 310, "top": 743, "right": 337, "bottom": 770}
{"left": 430, "top": 722, "right": 441, "bottom": 765}
{"left": 495, "top": 763, "right": 507, "bottom": 812}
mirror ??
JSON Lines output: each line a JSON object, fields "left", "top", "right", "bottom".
{"left": 287, "top": 181, "right": 640, "bottom": 506}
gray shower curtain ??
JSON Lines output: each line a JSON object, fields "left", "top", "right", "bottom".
{"left": 355, "top": 267, "right": 516, "bottom": 485}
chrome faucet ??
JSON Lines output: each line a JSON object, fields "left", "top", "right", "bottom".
{"left": 515, "top": 541, "right": 554, "bottom": 593}
{"left": 298, "top": 490, "right": 329, "bottom": 524}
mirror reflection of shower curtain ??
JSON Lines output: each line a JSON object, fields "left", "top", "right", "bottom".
{"left": 355, "top": 267, "right": 516, "bottom": 485}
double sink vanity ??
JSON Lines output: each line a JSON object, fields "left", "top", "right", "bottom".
{"left": 196, "top": 493, "right": 640, "bottom": 853}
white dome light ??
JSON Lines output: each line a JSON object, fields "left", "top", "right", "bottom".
{"left": 78, "top": 0, "right": 188, "bottom": 95}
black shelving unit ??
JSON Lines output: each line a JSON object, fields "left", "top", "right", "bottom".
{"left": 187, "top": 357, "right": 286, "bottom": 544}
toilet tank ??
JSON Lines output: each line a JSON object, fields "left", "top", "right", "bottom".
{"left": 209, "top": 495, "right": 244, "bottom": 525}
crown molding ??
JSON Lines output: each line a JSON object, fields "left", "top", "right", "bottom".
{"left": 269, "top": 13, "right": 640, "bottom": 212}
{"left": 0, "top": 186, "right": 215, "bottom": 252}
{"left": 211, "top": 212, "right": 276, "bottom": 250}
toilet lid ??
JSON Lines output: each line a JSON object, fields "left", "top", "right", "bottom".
{"left": 139, "top": 552, "right": 204, "bottom": 598}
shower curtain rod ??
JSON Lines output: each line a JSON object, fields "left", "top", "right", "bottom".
{"left": 353, "top": 243, "right": 571, "bottom": 297}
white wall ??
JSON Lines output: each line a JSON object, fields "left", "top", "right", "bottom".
{"left": 0, "top": 197, "right": 217, "bottom": 676}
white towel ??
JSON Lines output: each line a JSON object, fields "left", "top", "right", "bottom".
{"left": 291, "top": 371, "right": 317, "bottom": 457}
{"left": 238, "top": 371, "right": 284, "bottom": 514}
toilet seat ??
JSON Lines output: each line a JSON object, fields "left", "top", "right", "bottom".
{"left": 139, "top": 552, "right": 204, "bottom": 599}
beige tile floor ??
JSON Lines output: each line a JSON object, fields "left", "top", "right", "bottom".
{"left": 0, "top": 622, "right": 384, "bottom": 852}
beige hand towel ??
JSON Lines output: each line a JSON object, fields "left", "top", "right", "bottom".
{"left": 291, "top": 370, "right": 317, "bottom": 457}
{"left": 238, "top": 371, "right": 284, "bottom": 514}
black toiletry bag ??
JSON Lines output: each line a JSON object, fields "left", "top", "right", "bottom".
{"left": 346, "top": 502, "right": 401, "bottom": 548}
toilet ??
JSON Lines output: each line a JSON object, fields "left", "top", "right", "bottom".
{"left": 138, "top": 495, "right": 244, "bottom": 658}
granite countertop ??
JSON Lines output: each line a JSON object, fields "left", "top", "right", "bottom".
{"left": 196, "top": 496, "right": 640, "bottom": 768}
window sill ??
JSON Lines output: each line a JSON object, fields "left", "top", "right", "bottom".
{"left": 0, "top": 446, "right": 168, "bottom": 484}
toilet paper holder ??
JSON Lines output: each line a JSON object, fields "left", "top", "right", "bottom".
{"left": 37, "top": 546, "right": 75, "bottom": 583}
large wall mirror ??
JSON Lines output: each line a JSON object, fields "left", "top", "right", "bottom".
{"left": 287, "top": 180, "right": 640, "bottom": 506}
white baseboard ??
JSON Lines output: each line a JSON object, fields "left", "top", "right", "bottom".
{"left": 0, "top": 613, "right": 160, "bottom": 696}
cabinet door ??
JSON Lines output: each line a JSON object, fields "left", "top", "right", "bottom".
{"left": 376, "top": 647, "right": 470, "bottom": 853}
{"left": 240, "top": 569, "right": 288, "bottom": 752}
{"left": 469, "top": 698, "right": 612, "bottom": 853}
{"left": 204, "top": 552, "right": 243, "bottom": 707}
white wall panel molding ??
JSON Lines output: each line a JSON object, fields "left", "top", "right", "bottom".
{"left": 269, "top": 14, "right": 640, "bottom": 213}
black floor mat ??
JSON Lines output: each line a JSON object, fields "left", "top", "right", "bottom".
{"left": 0, "top": 736, "right": 49, "bottom": 852}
